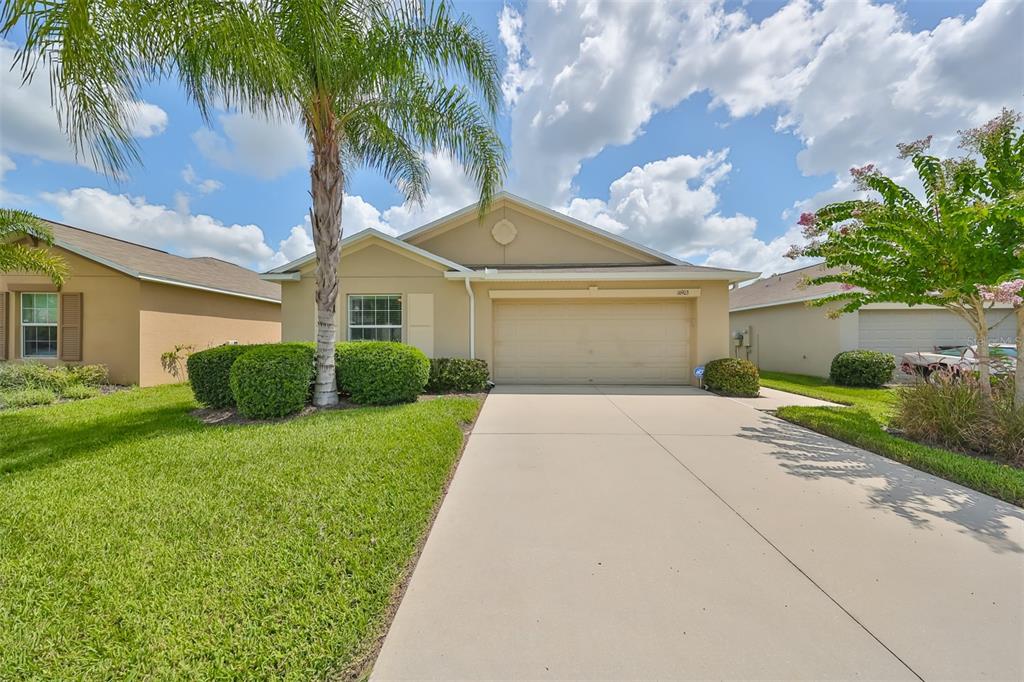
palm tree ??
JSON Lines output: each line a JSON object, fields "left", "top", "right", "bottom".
{"left": 3, "top": 0, "right": 505, "bottom": 406}
{"left": 0, "top": 209, "right": 68, "bottom": 286}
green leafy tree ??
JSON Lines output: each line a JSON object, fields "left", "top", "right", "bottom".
{"left": 0, "top": 209, "right": 69, "bottom": 286}
{"left": 788, "top": 110, "right": 1024, "bottom": 399}
{"left": 3, "top": 0, "right": 505, "bottom": 406}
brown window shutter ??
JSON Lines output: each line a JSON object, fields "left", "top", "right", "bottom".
{"left": 0, "top": 292, "right": 8, "bottom": 360}
{"left": 60, "top": 292, "right": 83, "bottom": 362}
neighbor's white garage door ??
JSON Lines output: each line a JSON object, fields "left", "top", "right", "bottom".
{"left": 858, "top": 308, "right": 1017, "bottom": 357}
{"left": 493, "top": 299, "right": 692, "bottom": 384}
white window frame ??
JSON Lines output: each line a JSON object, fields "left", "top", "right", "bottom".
{"left": 21, "top": 292, "right": 59, "bottom": 359}
{"left": 347, "top": 294, "right": 403, "bottom": 342}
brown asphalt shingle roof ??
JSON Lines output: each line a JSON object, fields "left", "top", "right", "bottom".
{"left": 729, "top": 262, "right": 847, "bottom": 310}
{"left": 46, "top": 221, "right": 281, "bottom": 302}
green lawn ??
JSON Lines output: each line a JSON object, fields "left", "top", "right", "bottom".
{"left": 0, "top": 384, "right": 480, "bottom": 680}
{"left": 760, "top": 371, "right": 1024, "bottom": 506}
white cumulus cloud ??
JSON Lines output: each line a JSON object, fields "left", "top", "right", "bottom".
{"left": 500, "top": 0, "right": 1023, "bottom": 275}
{"left": 0, "top": 43, "right": 168, "bottom": 169}
{"left": 192, "top": 113, "right": 308, "bottom": 180}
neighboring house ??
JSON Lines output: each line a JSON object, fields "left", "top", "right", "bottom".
{"left": 729, "top": 262, "right": 1017, "bottom": 377}
{"left": 265, "top": 193, "right": 757, "bottom": 385}
{"left": 1, "top": 221, "right": 282, "bottom": 386}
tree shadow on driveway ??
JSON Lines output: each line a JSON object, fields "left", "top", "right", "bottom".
{"left": 737, "top": 416, "right": 1024, "bottom": 555}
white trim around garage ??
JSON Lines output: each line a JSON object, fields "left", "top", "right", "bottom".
{"left": 488, "top": 287, "right": 701, "bottom": 299}
{"left": 448, "top": 269, "right": 756, "bottom": 283}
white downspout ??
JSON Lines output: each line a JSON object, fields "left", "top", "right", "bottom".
{"left": 463, "top": 276, "right": 476, "bottom": 359}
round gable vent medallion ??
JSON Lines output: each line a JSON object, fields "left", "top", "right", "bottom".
{"left": 491, "top": 218, "right": 517, "bottom": 245}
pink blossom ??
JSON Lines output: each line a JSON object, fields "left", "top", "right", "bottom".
{"left": 797, "top": 212, "right": 818, "bottom": 227}
{"left": 850, "top": 164, "right": 879, "bottom": 190}
{"left": 896, "top": 134, "right": 933, "bottom": 159}
{"left": 850, "top": 163, "right": 876, "bottom": 179}
{"left": 784, "top": 244, "right": 803, "bottom": 260}
{"left": 977, "top": 279, "right": 1024, "bottom": 306}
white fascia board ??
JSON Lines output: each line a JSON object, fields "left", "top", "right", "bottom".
{"left": 138, "top": 274, "right": 281, "bottom": 304}
{"left": 398, "top": 191, "right": 691, "bottom": 267}
{"left": 446, "top": 269, "right": 759, "bottom": 283}
{"left": 260, "top": 273, "right": 301, "bottom": 281}
{"left": 264, "top": 228, "right": 470, "bottom": 274}
{"left": 730, "top": 298, "right": 1016, "bottom": 313}
{"left": 730, "top": 293, "right": 831, "bottom": 312}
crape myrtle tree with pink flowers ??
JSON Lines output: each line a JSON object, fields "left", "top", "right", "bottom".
{"left": 787, "top": 110, "right": 1024, "bottom": 402}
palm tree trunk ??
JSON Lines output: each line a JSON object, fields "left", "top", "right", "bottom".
{"left": 310, "top": 128, "right": 342, "bottom": 407}
{"left": 1015, "top": 305, "right": 1023, "bottom": 408}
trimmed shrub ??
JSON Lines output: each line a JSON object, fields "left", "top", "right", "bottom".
{"left": 335, "top": 341, "right": 430, "bottom": 405}
{"left": 830, "top": 350, "right": 895, "bottom": 388}
{"left": 187, "top": 344, "right": 262, "bottom": 407}
{"left": 703, "top": 357, "right": 760, "bottom": 397}
{"left": 425, "top": 358, "right": 490, "bottom": 393}
{"left": 229, "top": 344, "right": 315, "bottom": 419}
{"left": 2, "top": 388, "right": 57, "bottom": 409}
{"left": 59, "top": 384, "right": 101, "bottom": 400}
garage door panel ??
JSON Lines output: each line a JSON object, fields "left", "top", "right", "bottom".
{"left": 493, "top": 299, "right": 691, "bottom": 384}
{"left": 859, "top": 309, "right": 1018, "bottom": 357}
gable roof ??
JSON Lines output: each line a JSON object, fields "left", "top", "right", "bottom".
{"left": 43, "top": 221, "right": 281, "bottom": 302}
{"left": 264, "top": 228, "right": 471, "bottom": 275}
{"left": 398, "top": 192, "right": 688, "bottom": 266}
{"left": 729, "top": 262, "right": 848, "bottom": 311}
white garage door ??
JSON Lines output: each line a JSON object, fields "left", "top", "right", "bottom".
{"left": 859, "top": 309, "right": 1017, "bottom": 357}
{"left": 493, "top": 299, "right": 692, "bottom": 384}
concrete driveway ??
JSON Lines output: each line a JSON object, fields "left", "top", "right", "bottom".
{"left": 372, "top": 386, "right": 1024, "bottom": 680}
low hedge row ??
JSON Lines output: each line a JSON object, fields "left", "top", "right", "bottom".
{"left": 425, "top": 358, "right": 490, "bottom": 393}
{"left": 188, "top": 342, "right": 484, "bottom": 418}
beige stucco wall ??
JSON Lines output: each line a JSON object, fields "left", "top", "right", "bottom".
{"left": 407, "top": 203, "right": 660, "bottom": 267}
{"left": 283, "top": 243, "right": 470, "bottom": 357}
{"left": 730, "top": 302, "right": 848, "bottom": 377}
{"left": 280, "top": 242, "right": 732, "bottom": 384}
{"left": 1, "top": 247, "right": 142, "bottom": 385}
{"left": 138, "top": 281, "right": 281, "bottom": 387}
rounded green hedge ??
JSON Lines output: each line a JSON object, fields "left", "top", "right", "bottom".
{"left": 425, "top": 358, "right": 490, "bottom": 393}
{"left": 187, "top": 344, "right": 263, "bottom": 408}
{"left": 703, "top": 357, "right": 760, "bottom": 397}
{"left": 229, "top": 344, "right": 315, "bottom": 418}
{"left": 335, "top": 341, "right": 429, "bottom": 405}
{"left": 830, "top": 350, "right": 895, "bottom": 388}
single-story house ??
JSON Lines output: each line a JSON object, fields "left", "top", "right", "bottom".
{"left": 264, "top": 193, "right": 758, "bottom": 385}
{"left": 1, "top": 221, "right": 282, "bottom": 386}
{"left": 729, "top": 262, "right": 1017, "bottom": 377}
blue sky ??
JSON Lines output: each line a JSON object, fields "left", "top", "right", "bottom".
{"left": 1, "top": 0, "right": 1018, "bottom": 274}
